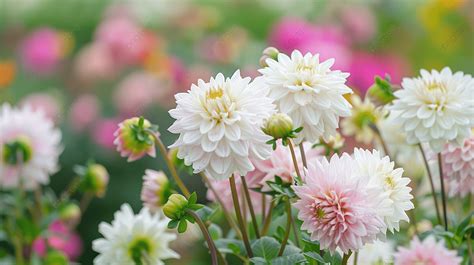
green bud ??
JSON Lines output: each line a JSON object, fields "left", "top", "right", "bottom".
{"left": 367, "top": 76, "right": 396, "bottom": 106}
{"left": 163, "top": 194, "right": 188, "bottom": 220}
{"left": 262, "top": 113, "right": 294, "bottom": 140}
{"left": 80, "top": 163, "right": 109, "bottom": 197}
{"left": 59, "top": 203, "right": 81, "bottom": 227}
{"left": 44, "top": 251, "right": 68, "bottom": 265}
{"left": 259, "top": 47, "right": 279, "bottom": 67}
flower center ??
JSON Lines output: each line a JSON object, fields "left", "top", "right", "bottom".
{"left": 2, "top": 136, "right": 33, "bottom": 165}
{"left": 206, "top": 87, "right": 224, "bottom": 100}
{"left": 425, "top": 81, "right": 447, "bottom": 92}
{"left": 202, "top": 86, "right": 236, "bottom": 123}
{"left": 384, "top": 175, "right": 396, "bottom": 189}
{"left": 315, "top": 207, "right": 326, "bottom": 219}
{"left": 128, "top": 237, "right": 154, "bottom": 265}
{"left": 353, "top": 110, "right": 377, "bottom": 129}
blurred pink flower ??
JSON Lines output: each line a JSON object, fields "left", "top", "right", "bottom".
{"left": 180, "top": 64, "right": 213, "bottom": 93}
{"left": 441, "top": 135, "right": 474, "bottom": 198}
{"left": 170, "top": 56, "right": 187, "bottom": 87}
{"left": 74, "top": 42, "right": 117, "bottom": 83}
{"left": 95, "top": 17, "right": 147, "bottom": 65}
{"left": 69, "top": 94, "right": 100, "bottom": 132}
{"left": 93, "top": 118, "right": 120, "bottom": 149}
{"left": 394, "top": 236, "right": 461, "bottom": 265}
{"left": 114, "top": 72, "right": 164, "bottom": 115}
{"left": 339, "top": 5, "right": 377, "bottom": 43}
{"left": 20, "top": 93, "right": 60, "bottom": 123}
{"left": 20, "top": 28, "right": 62, "bottom": 75}
{"left": 269, "top": 18, "right": 351, "bottom": 69}
{"left": 32, "top": 220, "right": 82, "bottom": 261}
{"left": 348, "top": 52, "right": 408, "bottom": 93}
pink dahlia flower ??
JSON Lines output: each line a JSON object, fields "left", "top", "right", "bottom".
{"left": 32, "top": 220, "right": 83, "bottom": 261}
{"left": 20, "top": 93, "right": 60, "bottom": 123}
{"left": 69, "top": 94, "right": 100, "bottom": 132}
{"left": 20, "top": 28, "right": 63, "bottom": 75}
{"left": 74, "top": 42, "right": 117, "bottom": 83}
{"left": 252, "top": 141, "right": 322, "bottom": 188}
{"left": 93, "top": 118, "right": 121, "bottom": 150}
{"left": 441, "top": 135, "right": 474, "bottom": 197}
{"left": 293, "top": 153, "right": 385, "bottom": 254}
{"left": 394, "top": 236, "right": 461, "bottom": 265}
{"left": 348, "top": 52, "right": 408, "bottom": 93}
{"left": 141, "top": 169, "right": 171, "bottom": 212}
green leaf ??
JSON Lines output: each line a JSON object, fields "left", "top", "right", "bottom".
{"left": 250, "top": 257, "right": 268, "bottom": 265}
{"left": 178, "top": 219, "right": 188, "bottom": 233}
{"left": 304, "top": 251, "right": 325, "bottom": 263}
{"left": 188, "top": 192, "right": 197, "bottom": 205}
{"left": 271, "top": 253, "right": 306, "bottom": 265}
{"left": 208, "top": 224, "right": 223, "bottom": 241}
{"left": 456, "top": 212, "right": 473, "bottom": 237}
{"left": 168, "top": 219, "right": 179, "bottom": 229}
{"left": 251, "top": 236, "right": 280, "bottom": 261}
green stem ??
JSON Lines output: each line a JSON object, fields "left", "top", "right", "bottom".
{"left": 418, "top": 144, "right": 442, "bottom": 225}
{"left": 290, "top": 211, "right": 300, "bottom": 248}
{"left": 278, "top": 199, "right": 292, "bottom": 256}
{"left": 261, "top": 201, "right": 274, "bottom": 236}
{"left": 288, "top": 139, "right": 303, "bottom": 184}
{"left": 467, "top": 234, "right": 473, "bottom": 264}
{"left": 200, "top": 173, "right": 242, "bottom": 239}
{"left": 341, "top": 251, "right": 352, "bottom": 265}
{"left": 353, "top": 251, "right": 358, "bottom": 265}
{"left": 151, "top": 133, "right": 191, "bottom": 198}
{"left": 186, "top": 210, "right": 219, "bottom": 265}
{"left": 229, "top": 175, "right": 253, "bottom": 257}
{"left": 298, "top": 143, "right": 308, "bottom": 169}
{"left": 437, "top": 153, "right": 448, "bottom": 231}
{"left": 240, "top": 175, "right": 260, "bottom": 238}
{"left": 79, "top": 192, "right": 93, "bottom": 213}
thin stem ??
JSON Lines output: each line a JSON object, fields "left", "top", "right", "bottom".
{"left": 288, "top": 139, "right": 303, "bottom": 184}
{"left": 79, "top": 192, "right": 93, "bottom": 213}
{"left": 229, "top": 175, "right": 253, "bottom": 257}
{"left": 261, "top": 201, "right": 274, "bottom": 235}
{"left": 59, "top": 176, "right": 80, "bottom": 203}
{"left": 200, "top": 173, "right": 241, "bottom": 238}
{"left": 418, "top": 144, "right": 442, "bottom": 225}
{"left": 290, "top": 211, "right": 300, "bottom": 248}
{"left": 186, "top": 210, "right": 219, "bottom": 265}
{"left": 299, "top": 143, "right": 308, "bottom": 169}
{"left": 341, "top": 251, "right": 352, "bottom": 265}
{"left": 467, "top": 234, "right": 473, "bottom": 265}
{"left": 438, "top": 153, "right": 448, "bottom": 231}
{"left": 353, "top": 251, "right": 358, "bottom": 265}
{"left": 13, "top": 235, "right": 24, "bottom": 265}
{"left": 278, "top": 199, "right": 292, "bottom": 256}
{"left": 150, "top": 132, "right": 191, "bottom": 198}
{"left": 240, "top": 175, "right": 260, "bottom": 238}
{"left": 261, "top": 194, "right": 266, "bottom": 224}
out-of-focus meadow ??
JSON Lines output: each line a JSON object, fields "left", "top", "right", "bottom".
{"left": 0, "top": 0, "right": 472, "bottom": 263}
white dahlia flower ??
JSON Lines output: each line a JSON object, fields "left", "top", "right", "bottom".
{"left": 347, "top": 239, "right": 394, "bottom": 265}
{"left": 0, "top": 104, "right": 61, "bottom": 189}
{"left": 259, "top": 50, "right": 352, "bottom": 144}
{"left": 353, "top": 148, "right": 414, "bottom": 233}
{"left": 168, "top": 70, "right": 275, "bottom": 179}
{"left": 93, "top": 204, "right": 179, "bottom": 265}
{"left": 390, "top": 67, "right": 474, "bottom": 152}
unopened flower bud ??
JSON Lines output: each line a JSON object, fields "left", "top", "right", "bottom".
{"left": 259, "top": 47, "right": 279, "bottom": 67}
{"left": 59, "top": 203, "right": 81, "bottom": 227}
{"left": 262, "top": 113, "right": 294, "bottom": 139}
{"left": 114, "top": 117, "right": 157, "bottom": 162}
{"left": 367, "top": 76, "right": 396, "bottom": 106}
{"left": 141, "top": 170, "right": 172, "bottom": 212}
{"left": 163, "top": 194, "right": 188, "bottom": 220}
{"left": 80, "top": 163, "right": 109, "bottom": 197}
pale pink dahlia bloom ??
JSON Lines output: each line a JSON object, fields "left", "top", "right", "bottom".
{"left": 252, "top": 141, "right": 322, "bottom": 188}
{"left": 293, "top": 153, "right": 385, "bottom": 254}
{"left": 394, "top": 236, "right": 461, "bottom": 265}
{"left": 141, "top": 169, "right": 171, "bottom": 212}
{"left": 441, "top": 135, "right": 474, "bottom": 197}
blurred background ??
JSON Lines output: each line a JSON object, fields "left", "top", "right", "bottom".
{"left": 0, "top": 0, "right": 473, "bottom": 263}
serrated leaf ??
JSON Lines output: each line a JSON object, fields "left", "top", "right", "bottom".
{"left": 251, "top": 236, "right": 280, "bottom": 261}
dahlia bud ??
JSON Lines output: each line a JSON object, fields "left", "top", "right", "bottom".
{"left": 113, "top": 117, "right": 157, "bottom": 162}
{"left": 367, "top": 76, "right": 396, "bottom": 106}
{"left": 262, "top": 113, "right": 294, "bottom": 140}
{"left": 259, "top": 47, "right": 279, "bottom": 67}
{"left": 59, "top": 203, "right": 81, "bottom": 227}
{"left": 78, "top": 163, "right": 109, "bottom": 197}
{"left": 163, "top": 194, "right": 188, "bottom": 220}
{"left": 141, "top": 170, "right": 172, "bottom": 212}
